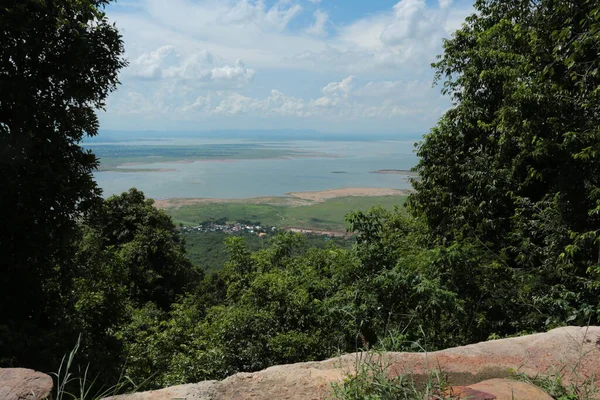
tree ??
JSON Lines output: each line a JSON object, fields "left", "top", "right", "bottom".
{"left": 83, "top": 189, "right": 202, "bottom": 309}
{"left": 408, "top": 0, "right": 600, "bottom": 327}
{"left": 0, "top": 0, "right": 126, "bottom": 367}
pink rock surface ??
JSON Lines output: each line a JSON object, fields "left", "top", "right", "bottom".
{"left": 108, "top": 326, "right": 600, "bottom": 400}
{"left": 0, "top": 368, "right": 53, "bottom": 400}
{"left": 448, "top": 378, "right": 554, "bottom": 399}
{"left": 467, "top": 379, "right": 553, "bottom": 400}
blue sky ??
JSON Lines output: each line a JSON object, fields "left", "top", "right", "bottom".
{"left": 100, "top": 0, "right": 474, "bottom": 134}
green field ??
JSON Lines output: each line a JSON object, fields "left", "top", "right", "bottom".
{"left": 165, "top": 195, "right": 407, "bottom": 231}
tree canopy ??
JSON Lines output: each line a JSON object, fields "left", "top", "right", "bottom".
{"left": 408, "top": 0, "right": 600, "bottom": 326}
{"left": 0, "top": 0, "right": 126, "bottom": 367}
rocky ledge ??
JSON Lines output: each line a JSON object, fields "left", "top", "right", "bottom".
{"left": 105, "top": 326, "right": 600, "bottom": 400}
{"left": 2, "top": 326, "right": 599, "bottom": 400}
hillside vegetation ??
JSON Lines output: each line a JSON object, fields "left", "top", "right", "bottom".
{"left": 0, "top": 0, "right": 599, "bottom": 397}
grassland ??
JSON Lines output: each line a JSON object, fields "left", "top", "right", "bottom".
{"left": 163, "top": 194, "right": 407, "bottom": 231}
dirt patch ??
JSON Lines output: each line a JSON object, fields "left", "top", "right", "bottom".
{"left": 286, "top": 187, "right": 410, "bottom": 202}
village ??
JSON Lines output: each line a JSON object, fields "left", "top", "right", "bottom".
{"left": 179, "top": 219, "right": 350, "bottom": 239}
{"left": 180, "top": 219, "right": 277, "bottom": 236}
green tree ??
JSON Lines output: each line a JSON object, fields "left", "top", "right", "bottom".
{"left": 0, "top": 0, "right": 126, "bottom": 367}
{"left": 63, "top": 189, "right": 202, "bottom": 383}
{"left": 83, "top": 189, "right": 202, "bottom": 309}
{"left": 408, "top": 0, "right": 600, "bottom": 328}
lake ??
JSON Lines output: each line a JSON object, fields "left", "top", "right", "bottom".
{"left": 92, "top": 138, "right": 419, "bottom": 199}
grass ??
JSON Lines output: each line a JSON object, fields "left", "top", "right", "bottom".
{"left": 330, "top": 350, "right": 599, "bottom": 400}
{"left": 52, "top": 336, "right": 143, "bottom": 400}
{"left": 512, "top": 366, "right": 598, "bottom": 400}
{"left": 165, "top": 195, "right": 407, "bottom": 231}
{"left": 329, "top": 351, "right": 454, "bottom": 400}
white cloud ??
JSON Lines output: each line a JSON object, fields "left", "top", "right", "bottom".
{"left": 439, "top": 0, "right": 453, "bottom": 9}
{"left": 219, "top": 0, "right": 303, "bottom": 30}
{"left": 288, "top": 0, "right": 472, "bottom": 74}
{"left": 210, "top": 59, "right": 255, "bottom": 82}
{"left": 306, "top": 10, "right": 329, "bottom": 36}
{"left": 130, "top": 77, "right": 430, "bottom": 117}
{"left": 128, "top": 46, "right": 254, "bottom": 85}
{"left": 102, "top": 0, "right": 473, "bottom": 132}
{"left": 381, "top": 0, "right": 429, "bottom": 44}
{"left": 130, "top": 46, "right": 178, "bottom": 79}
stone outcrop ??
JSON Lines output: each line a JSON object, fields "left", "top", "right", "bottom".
{"left": 449, "top": 378, "right": 553, "bottom": 399}
{"left": 0, "top": 368, "right": 53, "bottom": 400}
{"left": 107, "top": 326, "right": 600, "bottom": 400}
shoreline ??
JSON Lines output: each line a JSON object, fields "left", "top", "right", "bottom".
{"left": 153, "top": 187, "right": 410, "bottom": 209}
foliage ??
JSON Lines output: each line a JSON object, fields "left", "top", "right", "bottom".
{"left": 117, "top": 232, "right": 356, "bottom": 388}
{"left": 83, "top": 189, "right": 201, "bottom": 309}
{"left": 0, "top": 0, "right": 126, "bottom": 370}
{"left": 117, "top": 208, "right": 500, "bottom": 388}
{"left": 53, "top": 335, "right": 141, "bottom": 400}
{"left": 182, "top": 230, "right": 352, "bottom": 272}
{"left": 408, "top": 0, "right": 600, "bottom": 330}
{"left": 66, "top": 189, "right": 201, "bottom": 382}
{"left": 330, "top": 351, "right": 452, "bottom": 400}
{"left": 513, "top": 367, "right": 598, "bottom": 400}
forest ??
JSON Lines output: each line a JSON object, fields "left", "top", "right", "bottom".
{"left": 0, "top": 0, "right": 599, "bottom": 396}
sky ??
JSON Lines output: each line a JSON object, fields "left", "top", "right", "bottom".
{"left": 100, "top": 0, "right": 474, "bottom": 135}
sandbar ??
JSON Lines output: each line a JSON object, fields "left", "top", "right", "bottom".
{"left": 154, "top": 187, "right": 410, "bottom": 209}
{"left": 370, "top": 169, "right": 419, "bottom": 176}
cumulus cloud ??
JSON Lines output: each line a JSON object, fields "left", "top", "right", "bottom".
{"left": 210, "top": 59, "right": 255, "bottom": 82}
{"left": 128, "top": 46, "right": 255, "bottom": 85}
{"left": 144, "top": 76, "right": 432, "bottom": 119}
{"left": 130, "top": 46, "right": 179, "bottom": 79}
{"left": 322, "top": 76, "right": 354, "bottom": 98}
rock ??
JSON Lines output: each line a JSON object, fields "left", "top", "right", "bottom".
{"left": 384, "top": 326, "right": 600, "bottom": 388}
{"left": 445, "top": 386, "right": 498, "bottom": 399}
{"left": 0, "top": 368, "right": 53, "bottom": 400}
{"left": 104, "top": 382, "right": 217, "bottom": 400}
{"left": 467, "top": 379, "right": 553, "bottom": 400}
{"left": 447, "top": 379, "right": 553, "bottom": 399}
{"left": 106, "top": 326, "right": 600, "bottom": 400}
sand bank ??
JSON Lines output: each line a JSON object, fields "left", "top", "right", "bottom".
{"left": 154, "top": 187, "right": 410, "bottom": 209}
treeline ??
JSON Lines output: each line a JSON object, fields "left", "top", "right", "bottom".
{"left": 1, "top": 0, "right": 599, "bottom": 394}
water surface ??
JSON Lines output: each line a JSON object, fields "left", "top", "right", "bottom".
{"left": 93, "top": 139, "right": 418, "bottom": 199}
